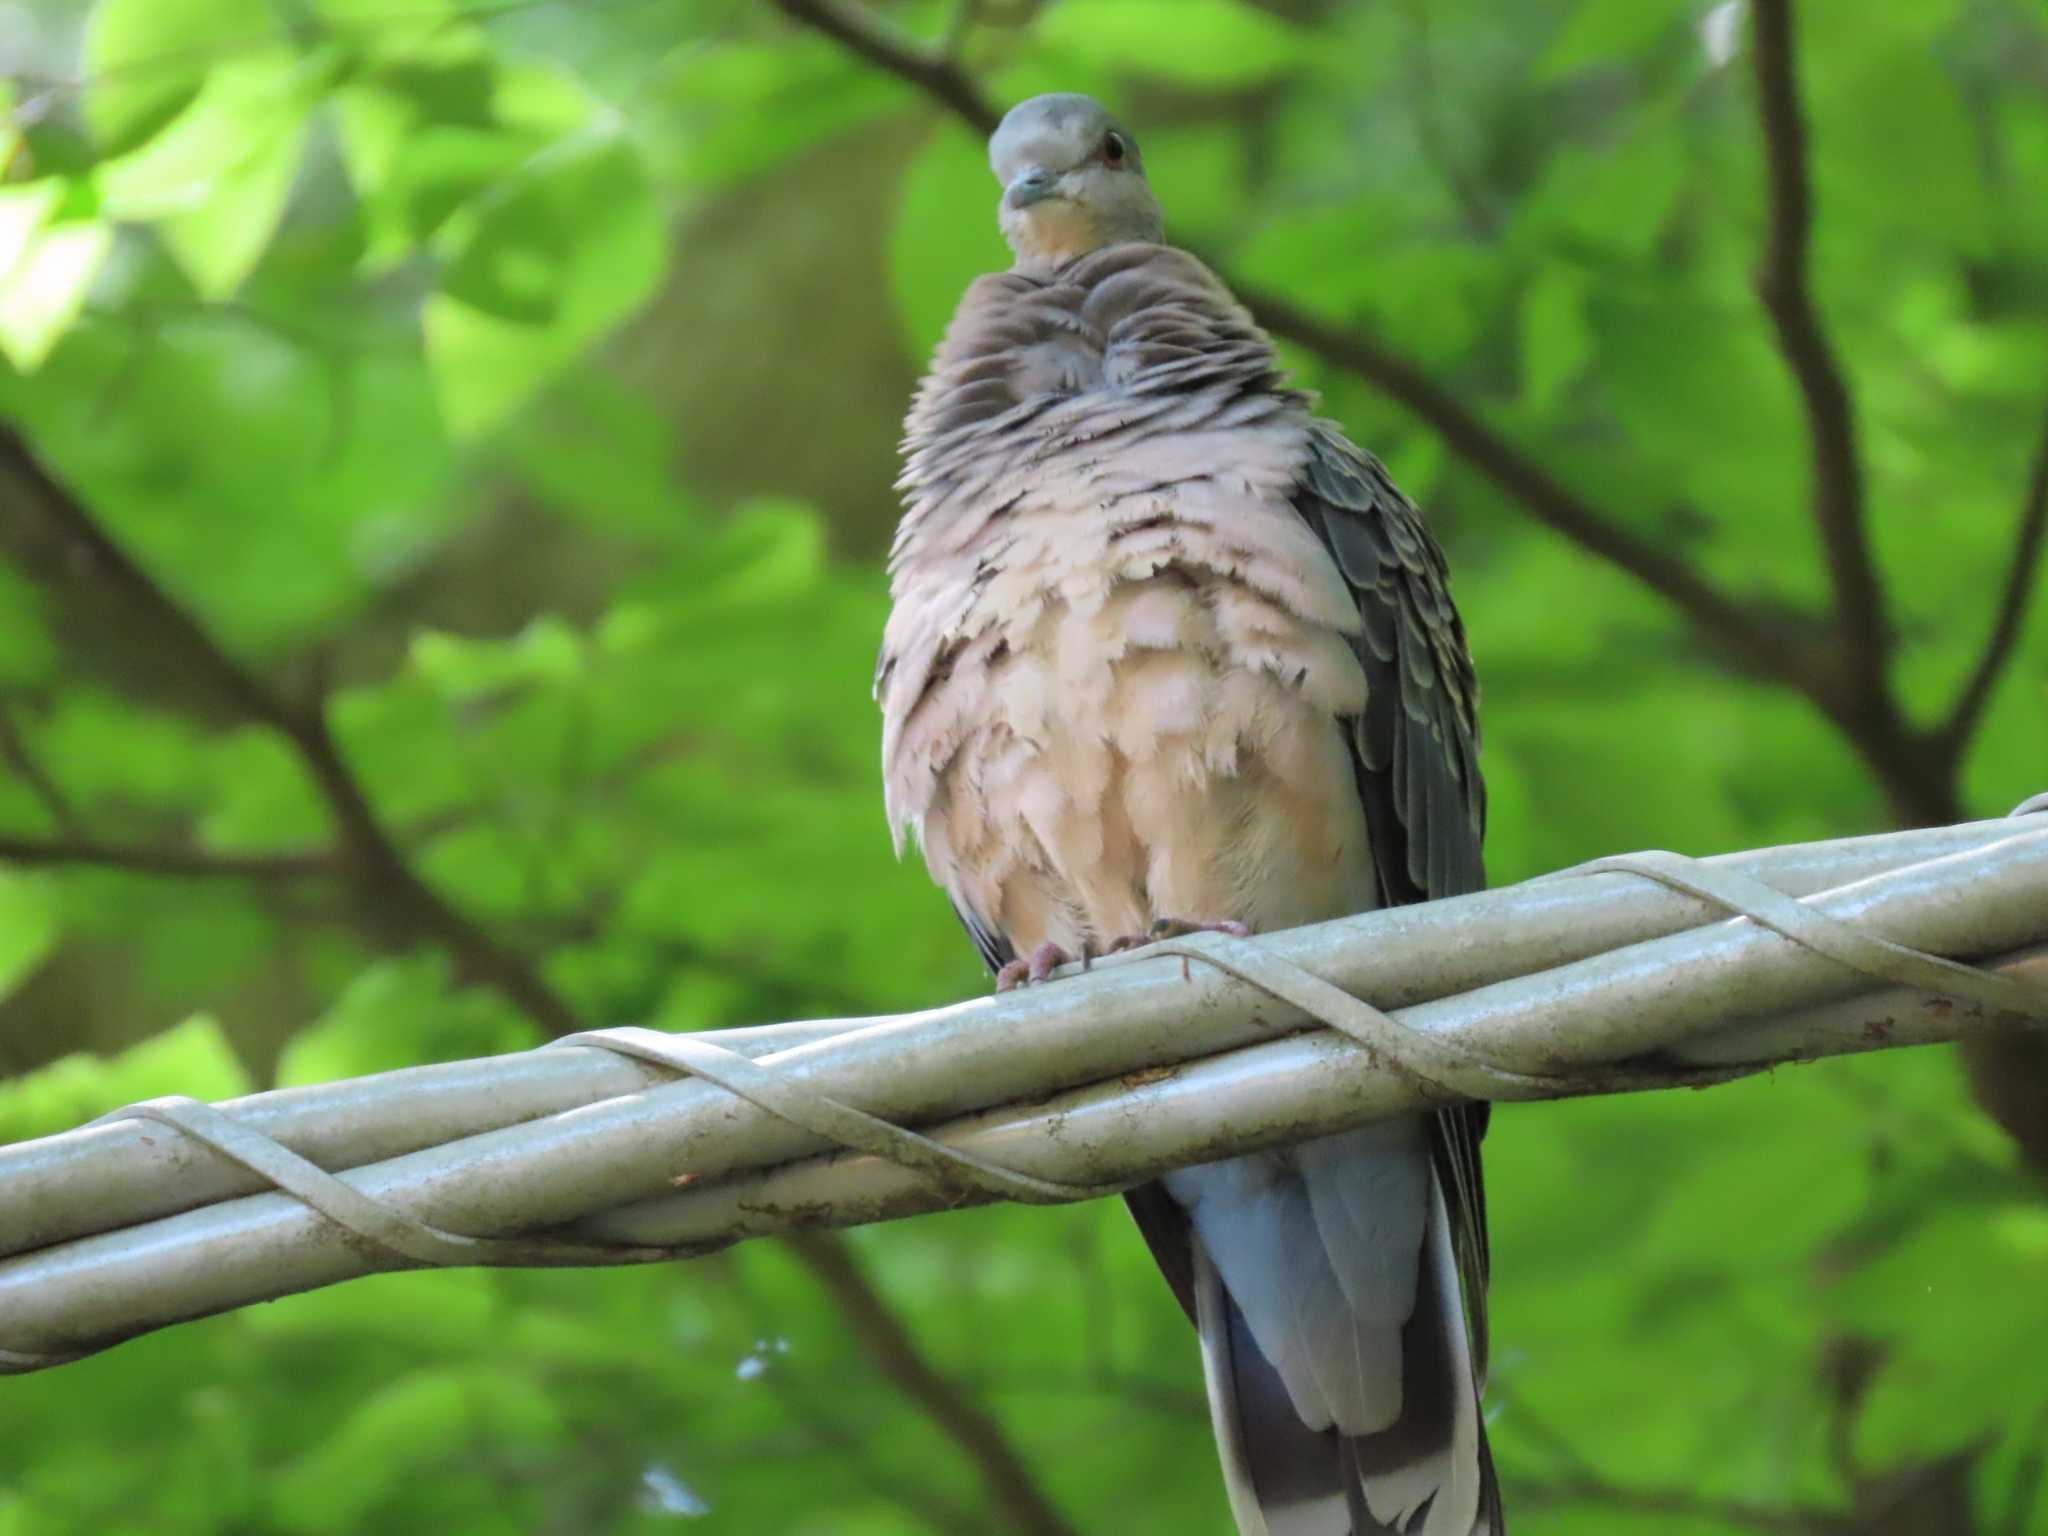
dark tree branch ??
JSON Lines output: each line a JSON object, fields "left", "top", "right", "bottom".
{"left": 1749, "top": 0, "right": 1891, "bottom": 703}
{"left": 784, "top": 1232, "right": 1082, "bottom": 1536}
{"left": 0, "top": 834, "right": 333, "bottom": 880}
{"left": 0, "top": 423, "right": 582, "bottom": 1037}
{"left": 1946, "top": 391, "right": 2048, "bottom": 755}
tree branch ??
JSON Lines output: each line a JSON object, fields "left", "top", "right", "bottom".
{"left": 770, "top": 0, "right": 998, "bottom": 134}
{"left": 1749, "top": 0, "right": 1891, "bottom": 696}
{"left": 0, "top": 835, "right": 333, "bottom": 881}
{"left": 1945, "top": 390, "right": 2048, "bottom": 754}
{"left": 782, "top": 1231, "right": 1082, "bottom": 1536}
{"left": 0, "top": 423, "right": 582, "bottom": 1037}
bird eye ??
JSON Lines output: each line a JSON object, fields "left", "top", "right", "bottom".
{"left": 1103, "top": 131, "right": 1127, "bottom": 166}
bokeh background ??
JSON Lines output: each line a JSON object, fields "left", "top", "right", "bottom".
{"left": 3, "top": 0, "right": 2046, "bottom": 1531}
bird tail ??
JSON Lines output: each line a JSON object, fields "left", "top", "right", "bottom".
{"left": 1191, "top": 1169, "right": 1500, "bottom": 1536}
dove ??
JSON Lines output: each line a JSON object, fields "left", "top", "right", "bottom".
{"left": 876, "top": 92, "right": 1497, "bottom": 1535}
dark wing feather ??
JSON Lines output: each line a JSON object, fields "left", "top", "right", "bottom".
{"left": 1292, "top": 423, "right": 1494, "bottom": 1378}
{"left": 951, "top": 898, "right": 1014, "bottom": 976}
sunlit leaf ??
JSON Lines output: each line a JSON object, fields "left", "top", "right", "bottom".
{"left": 0, "top": 179, "right": 60, "bottom": 280}
{"left": 93, "top": 55, "right": 315, "bottom": 296}
{"left": 0, "top": 214, "right": 112, "bottom": 371}
{"left": 83, "top": 0, "right": 283, "bottom": 152}
{"left": 0, "top": 1016, "right": 250, "bottom": 1144}
{"left": 276, "top": 955, "right": 535, "bottom": 1085}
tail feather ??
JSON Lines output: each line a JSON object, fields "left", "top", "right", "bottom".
{"left": 1348, "top": 1175, "right": 1493, "bottom": 1535}
{"left": 1194, "top": 1244, "right": 1352, "bottom": 1536}
{"left": 1170, "top": 1133, "right": 1501, "bottom": 1535}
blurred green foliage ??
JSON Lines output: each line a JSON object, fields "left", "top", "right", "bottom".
{"left": 1, "top": 0, "right": 2046, "bottom": 1532}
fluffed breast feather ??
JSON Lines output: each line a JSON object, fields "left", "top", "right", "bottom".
{"left": 877, "top": 243, "right": 1479, "bottom": 909}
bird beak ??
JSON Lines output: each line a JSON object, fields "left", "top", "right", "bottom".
{"left": 1005, "top": 166, "right": 1058, "bottom": 210}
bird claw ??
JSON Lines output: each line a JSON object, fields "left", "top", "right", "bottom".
{"left": 998, "top": 919, "right": 1252, "bottom": 989}
{"left": 995, "top": 940, "right": 1079, "bottom": 991}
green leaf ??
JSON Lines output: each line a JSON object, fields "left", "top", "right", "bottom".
{"left": 1845, "top": 1206, "right": 2048, "bottom": 1463}
{"left": 656, "top": 41, "right": 900, "bottom": 189}
{"left": 331, "top": 43, "right": 525, "bottom": 265}
{"left": 0, "top": 1016, "right": 251, "bottom": 1145}
{"left": 0, "top": 179, "right": 60, "bottom": 278}
{"left": 889, "top": 125, "right": 1005, "bottom": 364}
{"left": 0, "top": 212, "right": 112, "bottom": 371}
{"left": 265, "top": 1370, "right": 474, "bottom": 1533}
{"left": 1521, "top": 261, "right": 1593, "bottom": 409}
{"left": 424, "top": 136, "right": 665, "bottom": 437}
{"left": 196, "top": 727, "right": 328, "bottom": 852}
{"left": 84, "top": 0, "right": 282, "bottom": 152}
{"left": 409, "top": 616, "right": 587, "bottom": 700}
{"left": 310, "top": 0, "right": 458, "bottom": 52}
{"left": 1808, "top": 45, "right": 1989, "bottom": 254}
{"left": 93, "top": 55, "right": 314, "bottom": 297}
{"left": 1537, "top": 0, "right": 1689, "bottom": 78}
{"left": 1521, "top": 127, "right": 1686, "bottom": 261}
{"left": 0, "top": 870, "right": 57, "bottom": 1005}
{"left": 1034, "top": 0, "right": 1309, "bottom": 87}
{"left": 276, "top": 956, "right": 535, "bottom": 1086}
{"left": 0, "top": 80, "right": 18, "bottom": 177}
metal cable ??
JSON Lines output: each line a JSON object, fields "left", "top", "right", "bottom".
{"left": 10, "top": 814, "right": 2042, "bottom": 1370}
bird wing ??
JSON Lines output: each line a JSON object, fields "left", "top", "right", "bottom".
{"left": 1288, "top": 421, "right": 1492, "bottom": 1375}
{"left": 1131, "top": 423, "right": 1491, "bottom": 1364}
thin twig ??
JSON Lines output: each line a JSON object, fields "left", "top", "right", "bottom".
{"left": 782, "top": 1232, "right": 1082, "bottom": 1536}
{"left": 1749, "top": 0, "right": 1889, "bottom": 692}
{"left": 0, "top": 424, "right": 582, "bottom": 1036}
{"left": 0, "top": 835, "right": 334, "bottom": 881}
{"left": 770, "top": 0, "right": 998, "bottom": 133}
{"left": 1946, "top": 391, "right": 2048, "bottom": 754}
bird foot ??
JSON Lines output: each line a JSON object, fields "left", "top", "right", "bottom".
{"left": 1103, "top": 917, "right": 1252, "bottom": 954}
{"left": 997, "top": 919, "right": 1252, "bottom": 990}
{"left": 995, "top": 941, "right": 1079, "bottom": 991}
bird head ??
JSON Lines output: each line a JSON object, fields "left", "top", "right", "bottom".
{"left": 989, "top": 93, "right": 1164, "bottom": 274}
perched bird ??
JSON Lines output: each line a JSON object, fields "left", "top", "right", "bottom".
{"left": 876, "top": 93, "right": 1497, "bottom": 1535}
